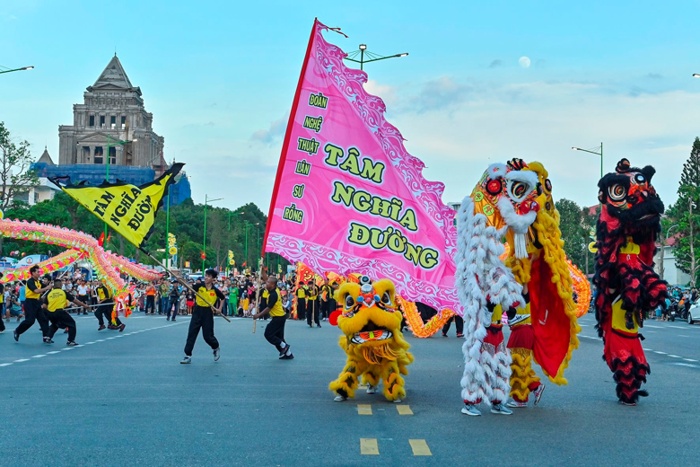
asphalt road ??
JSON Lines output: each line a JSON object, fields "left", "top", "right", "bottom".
{"left": 0, "top": 311, "right": 698, "bottom": 466}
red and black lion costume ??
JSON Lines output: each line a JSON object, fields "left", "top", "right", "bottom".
{"left": 593, "top": 158, "right": 667, "bottom": 405}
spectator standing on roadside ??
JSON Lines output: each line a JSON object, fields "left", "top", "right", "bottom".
{"left": 159, "top": 280, "right": 171, "bottom": 315}
{"left": 168, "top": 282, "right": 180, "bottom": 321}
{"left": 228, "top": 282, "right": 239, "bottom": 317}
{"left": 145, "top": 282, "right": 157, "bottom": 314}
{"left": 76, "top": 279, "right": 90, "bottom": 315}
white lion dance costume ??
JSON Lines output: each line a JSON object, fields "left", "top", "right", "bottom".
{"left": 456, "top": 159, "right": 540, "bottom": 416}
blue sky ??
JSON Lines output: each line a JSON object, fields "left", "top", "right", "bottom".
{"left": 2, "top": 0, "right": 700, "bottom": 213}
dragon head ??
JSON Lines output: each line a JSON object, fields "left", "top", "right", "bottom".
{"left": 332, "top": 276, "right": 402, "bottom": 347}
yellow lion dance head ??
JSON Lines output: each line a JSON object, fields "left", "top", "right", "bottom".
{"left": 329, "top": 276, "right": 413, "bottom": 402}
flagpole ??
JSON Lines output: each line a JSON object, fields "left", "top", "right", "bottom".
{"left": 139, "top": 248, "right": 231, "bottom": 323}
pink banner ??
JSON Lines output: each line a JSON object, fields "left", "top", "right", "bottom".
{"left": 264, "top": 19, "right": 458, "bottom": 313}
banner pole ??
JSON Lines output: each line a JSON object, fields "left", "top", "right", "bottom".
{"left": 139, "top": 248, "right": 231, "bottom": 323}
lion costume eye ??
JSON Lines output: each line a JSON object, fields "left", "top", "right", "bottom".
{"left": 381, "top": 292, "right": 392, "bottom": 305}
{"left": 608, "top": 184, "right": 627, "bottom": 202}
{"left": 508, "top": 180, "right": 532, "bottom": 202}
{"left": 634, "top": 174, "right": 646, "bottom": 184}
{"left": 344, "top": 294, "right": 355, "bottom": 310}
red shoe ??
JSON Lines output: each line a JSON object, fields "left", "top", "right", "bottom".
{"left": 118, "top": 324, "right": 126, "bottom": 332}
{"left": 98, "top": 325, "right": 106, "bottom": 331}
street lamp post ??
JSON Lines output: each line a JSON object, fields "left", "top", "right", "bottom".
{"left": 244, "top": 221, "right": 249, "bottom": 271}
{"left": 104, "top": 135, "right": 136, "bottom": 243}
{"left": 165, "top": 193, "right": 170, "bottom": 269}
{"left": 76, "top": 135, "right": 136, "bottom": 244}
{"left": 202, "top": 195, "right": 223, "bottom": 272}
{"left": 344, "top": 44, "right": 408, "bottom": 70}
{"left": 571, "top": 142, "right": 604, "bottom": 180}
{"left": 0, "top": 65, "right": 34, "bottom": 75}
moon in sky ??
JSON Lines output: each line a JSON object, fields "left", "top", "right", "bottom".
{"left": 518, "top": 56, "right": 531, "bottom": 68}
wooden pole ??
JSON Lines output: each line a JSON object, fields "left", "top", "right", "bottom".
{"left": 139, "top": 248, "right": 230, "bottom": 322}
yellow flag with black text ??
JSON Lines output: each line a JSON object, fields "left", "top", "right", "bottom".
{"left": 50, "top": 163, "right": 184, "bottom": 248}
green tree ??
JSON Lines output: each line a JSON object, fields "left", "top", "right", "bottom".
{"left": 556, "top": 198, "right": 589, "bottom": 273}
{"left": 0, "top": 121, "right": 39, "bottom": 211}
{"left": 666, "top": 137, "right": 700, "bottom": 286}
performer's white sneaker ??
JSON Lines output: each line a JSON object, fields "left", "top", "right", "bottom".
{"left": 533, "top": 384, "right": 546, "bottom": 406}
{"left": 509, "top": 314, "right": 530, "bottom": 326}
{"left": 366, "top": 385, "right": 377, "bottom": 394}
{"left": 334, "top": 395, "right": 347, "bottom": 402}
{"left": 506, "top": 400, "right": 528, "bottom": 408}
{"left": 490, "top": 403, "right": 513, "bottom": 415}
{"left": 461, "top": 404, "right": 482, "bottom": 416}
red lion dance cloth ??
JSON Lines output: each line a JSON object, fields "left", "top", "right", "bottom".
{"left": 594, "top": 158, "right": 667, "bottom": 405}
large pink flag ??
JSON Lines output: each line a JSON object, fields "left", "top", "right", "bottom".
{"left": 264, "top": 19, "right": 458, "bottom": 313}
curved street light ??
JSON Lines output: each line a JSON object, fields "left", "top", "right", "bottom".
{"left": 571, "top": 142, "right": 604, "bottom": 179}
{"left": 0, "top": 65, "right": 34, "bottom": 75}
{"left": 203, "top": 195, "right": 223, "bottom": 272}
{"left": 344, "top": 44, "right": 408, "bottom": 70}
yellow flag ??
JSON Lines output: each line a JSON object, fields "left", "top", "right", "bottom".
{"left": 50, "top": 163, "right": 184, "bottom": 249}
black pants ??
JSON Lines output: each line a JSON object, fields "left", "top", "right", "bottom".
{"left": 77, "top": 295, "right": 89, "bottom": 313}
{"left": 306, "top": 300, "right": 320, "bottom": 326}
{"left": 442, "top": 315, "right": 464, "bottom": 335}
{"left": 264, "top": 315, "right": 288, "bottom": 353}
{"left": 167, "top": 298, "right": 179, "bottom": 320}
{"left": 47, "top": 309, "right": 76, "bottom": 342}
{"left": 16, "top": 299, "right": 49, "bottom": 337}
{"left": 296, "top": 298, "right": 307, "bottom": 321}
{"left": 145, "top": 296, "right": 155, "bottom": 314}
{"left": 320, "top": 300, "right": 330, "bottom": 319}
{"left": 184, "top": 307, "right": 219, "bottom": 356}
{"left": 95, "top": 303, "right": 121, "bottom": 326}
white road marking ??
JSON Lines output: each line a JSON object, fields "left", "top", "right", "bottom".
{"left": 684, "top": 358, "right": 699, "bottom": 362}
{"left": 672, "top": 363, "right": 700, "bottom": 369}
{"left": 0, "top": 320, "right": 184, "bottom": 368}
{"left": 668, "top": 355, "right": 681, "bottom": 358}
{"left": 644, "top": 325, "right": 662, "bottom": 329}
{"left": 668, "top": 325, "right": 687, "bottom": 330}
{"left": 654, "top": 351, "right": 667, "bottom": 355}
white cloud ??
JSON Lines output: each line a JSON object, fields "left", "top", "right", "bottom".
{"left": 250, "top": 115, "right": 288, "bottom": 145}
{"left": 387, "top": 78, "right": 699, "bottom": 210}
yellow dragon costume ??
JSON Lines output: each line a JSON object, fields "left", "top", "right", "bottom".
{"left": 329, "top": 277, "right": 413, "bottom": 403}
{"left": 504, "top": 162, "right": 581, "bottom": 408}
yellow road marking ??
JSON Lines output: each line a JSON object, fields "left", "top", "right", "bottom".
{"left": 360, "top": 438, "right": 379, "bottom": 455}
{"left": 357, "top": 404, "right": 372, "bottom": 415}
{"left": 396, "top": 404, "right": 413, "bottom": 415}
{"left": 409, "top": 439, "right": 432, "bottom": 456}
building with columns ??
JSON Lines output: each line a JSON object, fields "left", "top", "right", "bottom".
{"left": 57, "top": 54, "right": 166, "bottom": 174}
{"left": 32, "top": 55, "right": 190, "bottom": 205}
